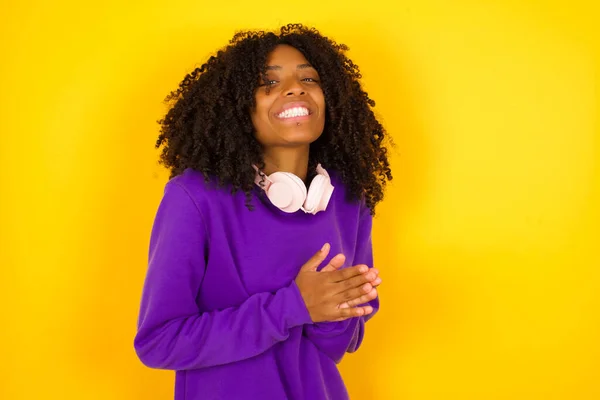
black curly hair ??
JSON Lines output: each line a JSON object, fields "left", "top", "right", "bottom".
{"left": 156, "top": 23, "right": 392, "bottom": 214}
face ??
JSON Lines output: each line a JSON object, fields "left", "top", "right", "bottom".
{"left": 251, "top": 45, "right": 326, "bottom": 149}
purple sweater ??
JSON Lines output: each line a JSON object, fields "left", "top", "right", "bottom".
{"left": 134, "top": 168, "right": 379, "bottom": 400}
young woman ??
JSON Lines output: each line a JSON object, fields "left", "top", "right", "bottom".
{"left": 134, "top": 23, "right": 393, "bottom": 400}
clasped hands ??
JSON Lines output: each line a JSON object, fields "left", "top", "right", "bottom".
{"left": 295, "top": 243, "right": 381, "bottom": 323}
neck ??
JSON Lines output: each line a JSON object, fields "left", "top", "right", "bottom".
{"left": 262, "top": 146, "right": 310, "bottom": 182}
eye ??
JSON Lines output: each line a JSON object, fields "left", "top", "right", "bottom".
{"left": 259, "top": 79, "right": 278, "bottom": 87}
{"left": 302, "top": 77, "right": 319, "bottom": 83}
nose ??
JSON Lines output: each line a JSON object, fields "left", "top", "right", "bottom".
{"left": 282, "top": 80, "right": 306, "bottom": 96}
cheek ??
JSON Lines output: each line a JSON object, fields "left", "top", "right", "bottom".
{"left": 317, "top": 99, "right": 326, "bottom": 120}
{"left": 253, "top": 96, "right": 272, "bottom": 121}
{"left": 252, "top": 99, "right": 276, "bottom": 140}
{"left": 315, "top": 89, "right": 326, "bottom": 111}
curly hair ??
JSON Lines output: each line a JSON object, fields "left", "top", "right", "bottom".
{"left": 156, "top": 23, "right": 392, "bottom": 214}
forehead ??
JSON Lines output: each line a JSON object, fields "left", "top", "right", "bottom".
{"left": 265, "top": 44, "right": 309, "bottom": 65}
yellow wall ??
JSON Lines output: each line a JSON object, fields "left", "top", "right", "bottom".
{"left": 1, "top": 0, "right": 598, "bottom": 399}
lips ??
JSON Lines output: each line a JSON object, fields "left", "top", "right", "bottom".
{"left": 273, "top": 101, "right": 314, "bottom": 120}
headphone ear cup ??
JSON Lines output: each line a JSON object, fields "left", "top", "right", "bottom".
{"left": 305, "top": 174, "right": 334, "bottom": 214}
{"left": 304, "top": 174, "right": 326, "bottom": 213}
{"left": 267, "top": 172, "right": 307, "bottom": 213}
{"left": 317, "top": 180, "right": 335, "bottom": 213}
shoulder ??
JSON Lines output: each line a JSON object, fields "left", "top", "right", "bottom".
{"left": 327, "top": 169, "right": 363, "bottom": 208}
{"left": 164, "top": 168, "right": 247, "bottom": 216}
{"left": 167, "top": 168, "right": 210, "bottom": 194}
{"left": 326, "top": 169, "right": 370, "bottom": 220}
{"left": 163, "top": 168, "right": 227, "bottom": 210}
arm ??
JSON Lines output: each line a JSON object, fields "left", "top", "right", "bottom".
{"left": 134, "top": 181, "right": 312, "bottom": 370}
{"left": 302, "top": 203, "right": 379, "bottom": 364}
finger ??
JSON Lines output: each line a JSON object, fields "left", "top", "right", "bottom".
{"left": 370, "top": 269, "right": 382, "bottom": 287}
{"left": 320, "top": 253, "right": 346, "bottom": 272}
{"left": 338, "top": 287, "right": 378, "bottom": 309}
{"left": 343, "top": 288, "right": 378, "bottom": 308}
{"left": 300, "top": 243, "right": 330, "bottom": 272}
{"left": 335, "top": 282, "right": 374, "bottom": 303}
{"left": 334, "top": 305, "right": 374, "bottom": 320}
{"left": 330, "top": 264, "right": 368, "bottom": 282}
{"left": 367, "top": 268, "right": 379, "bottom": 281}
{"left": 335, "top": 269, "right": 378, "bottom": 293}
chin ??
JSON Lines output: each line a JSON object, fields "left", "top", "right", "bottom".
{"left": 278, "top": 130, "right": 322, "bottom": 146}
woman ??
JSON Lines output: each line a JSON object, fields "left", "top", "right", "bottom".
{"left": 134, "top": 23, "right": 393, "bottom": 399}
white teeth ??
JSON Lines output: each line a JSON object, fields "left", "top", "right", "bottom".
{"left": 277, "top": 107, "right": 309, "bottom": 119}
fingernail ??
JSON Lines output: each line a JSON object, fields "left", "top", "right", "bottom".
{"left": 359, "top": 265, "right": 368, "bottom": 273}
{"left": 363, "top": 283, "right": 371, "bottom": 292}
{"left": 365, "top": 306, "right": 373, "bottom": 314}
{"left": 372, "top": 268, "right": 379, "bottom": 275}
{"left": 321, "top": 243, "right": 329, "bottom": 252}
{"left": 374, "top": 277, "right": 382, "bottom": 285}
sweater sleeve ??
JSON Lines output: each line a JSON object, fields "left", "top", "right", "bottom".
{"left": 134, "top": 181, "right": 312, "bottom": 371}
{"left": 302, "top": 202, "right": 379, "bottom": 364}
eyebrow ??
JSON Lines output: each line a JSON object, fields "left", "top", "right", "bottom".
{"left": 266, "top": 63, "right": 314, "bottom": 71}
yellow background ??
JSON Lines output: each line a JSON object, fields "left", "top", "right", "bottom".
{"left": 1, "top": 0, "right": 599, "bottom": 399}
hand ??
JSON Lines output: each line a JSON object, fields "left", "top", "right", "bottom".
{"left": 332, "top": 267, "right": 381, "bottom": 310}
{"left": 295, "top": 243, "right": 378, "bottom": 323}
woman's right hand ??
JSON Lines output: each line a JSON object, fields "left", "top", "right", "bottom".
{"left": 294, "top": 243, "right": 380, "bottom": 323}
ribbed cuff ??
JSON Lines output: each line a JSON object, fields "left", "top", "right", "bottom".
{"left": 285, "top": 280, "right": 314, "bottom": 326}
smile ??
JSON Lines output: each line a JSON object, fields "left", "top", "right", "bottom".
{"left": 276, "top": 107, "right": 311, "bottom": 119}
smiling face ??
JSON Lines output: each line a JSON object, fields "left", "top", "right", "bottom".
{"left": 251, "top": 45, "right": 326, "bottom": 149}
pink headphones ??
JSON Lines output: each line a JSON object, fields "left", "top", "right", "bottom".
{"left": 253, "top": 164, "right": 335, "bottom": 214}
